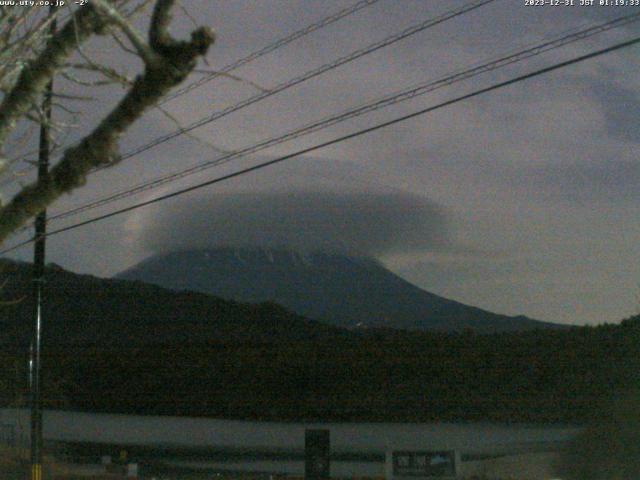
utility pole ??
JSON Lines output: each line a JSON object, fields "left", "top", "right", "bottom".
{"left": 30, "top": 6, "right": 56, "bottom": 480}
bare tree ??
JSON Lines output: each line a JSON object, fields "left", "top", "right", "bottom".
{"left": 0, "top": 0, "right": 214, "bottom": 244}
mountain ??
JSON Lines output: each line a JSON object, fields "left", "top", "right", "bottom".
{"left": 0, "top": 259, "right": 348, "bottom": 347}
{"left": 117, "top": 247, "right": 559, "bottom": 332}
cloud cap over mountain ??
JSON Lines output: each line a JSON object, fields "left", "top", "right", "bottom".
{"left": 135, "top": 190, "right": 449, "bottom": 259}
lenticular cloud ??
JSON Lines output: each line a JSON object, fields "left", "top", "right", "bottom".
{"left": 135, "top": 190, "right": 450, "bottom": 259}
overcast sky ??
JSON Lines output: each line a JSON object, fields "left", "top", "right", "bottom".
{"left": 2, "top": 0, "right": 640, "bottom": 325}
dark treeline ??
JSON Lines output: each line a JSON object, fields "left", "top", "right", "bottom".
{"left": 2, "top": 316, "right": 638, "bottom": 424}
{"left": 0, "top": 259, "right": 638, "bottom": 424}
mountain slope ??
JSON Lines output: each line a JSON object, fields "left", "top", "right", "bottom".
{"left": 0, "top": 259, "right": 348, "bottom": 347}
{"left": 117, "top": 248, "right": 559, "bottom": 332}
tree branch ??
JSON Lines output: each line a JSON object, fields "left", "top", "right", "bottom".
{"left": 0, "top": 0, "right": 214, "bottom": 244}
{"left": 92, "top": 0, "right": 159, "bottom": 66}
{"left": 0, "top": 6, "right": 109, "bottom": 150}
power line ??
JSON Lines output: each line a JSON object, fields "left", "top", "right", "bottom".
{"left": 0, "top": 0, "right": 383, "bottom": 185}
{"left": 3, "top": 0, "right": 494, "bottom": 184}
{"left": 109, "top": 0, "right": 497, "bottom": 162}
{"left": 0, "top": 0, "right": 495, "bottom": 194}
{"left": 2, "top": 34, "right": 638, "bottom": 256}
{"left": 160, "top": 0, "right": 383, "bottom": 105}
{"left": 43, "top": 12, "right": 640, "bottom": 225}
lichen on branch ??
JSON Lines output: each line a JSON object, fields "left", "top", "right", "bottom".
{"left": 0, "top": 6, "right": 108, "bottom": 149}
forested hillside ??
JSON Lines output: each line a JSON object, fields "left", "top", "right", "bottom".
{"left": 0, "top": 260, "right": 637, "bottom": 424}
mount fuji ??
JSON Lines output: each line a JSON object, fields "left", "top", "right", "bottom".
{"left": 117, "top": 247, "right": 559, "bottom": 332}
